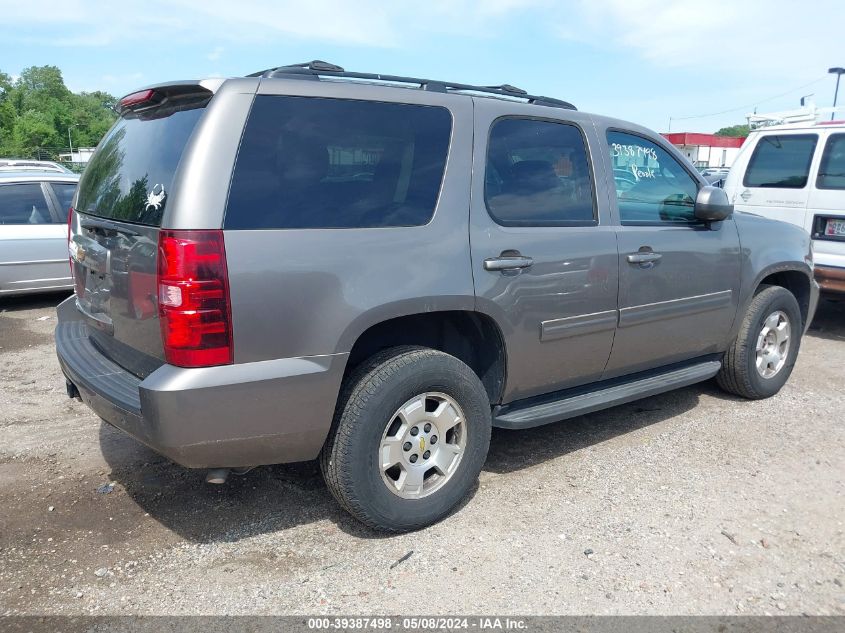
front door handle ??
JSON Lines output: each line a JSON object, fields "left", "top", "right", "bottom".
{"left": 626, "top": 251, "right": 662, "bottom": 265}
{"left": 483, "top": 255, "right": 534, "bottom": 272}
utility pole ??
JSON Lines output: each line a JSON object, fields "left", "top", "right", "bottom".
{"left": 67, "top": 124, "right": 77, "bottom": 160}
{"left": 829, "top": 67, "right": 845, "bottom": 121}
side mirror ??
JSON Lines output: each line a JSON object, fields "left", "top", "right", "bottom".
{"left": 694, "top": 186, "right": 733, "bottom": 223}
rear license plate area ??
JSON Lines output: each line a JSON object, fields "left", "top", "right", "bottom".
{"left": 812, "top": 215, "right": 845, "bottom": 242}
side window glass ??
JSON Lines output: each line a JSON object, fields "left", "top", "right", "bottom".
{"left": 0, "top": 184, "right": 52, "bottom": 225}
{"left": 817, "top": 134, "right": 845, "bottom": 190}
{"left": 484, "top": 118, "right": 595, "bottom": 226}
{"left": 225, "top": 96, "right": 452, "bottom": 229}
{"left": 606, "top": 131, "right": 699, "bottom": 225}
{"left": 743, "top": 134, "right": 818, "bottom": 189}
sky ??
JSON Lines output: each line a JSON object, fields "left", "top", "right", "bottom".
{"left": 1, "top": 0, "right": 843, "bottom": 133}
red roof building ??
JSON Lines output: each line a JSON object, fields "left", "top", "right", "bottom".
{"left": 661, "top": 133, "right": 746, "bottom": 168}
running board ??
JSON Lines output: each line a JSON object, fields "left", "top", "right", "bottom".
{"left": 492, "top": 360, "right": 722, "bottom": 430}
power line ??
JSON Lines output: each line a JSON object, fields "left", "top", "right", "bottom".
{"left": 671, "top": 75, "right": 829, "bottom": 121}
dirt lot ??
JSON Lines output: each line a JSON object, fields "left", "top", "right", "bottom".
{"left": 0, "top": 292, "right": 843, "bottom": 616}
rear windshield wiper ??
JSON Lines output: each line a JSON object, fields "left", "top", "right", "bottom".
{"left": 80, "top": 216, "right": 141, "bottom": 237}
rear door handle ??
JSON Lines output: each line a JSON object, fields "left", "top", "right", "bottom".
{"left": 626, "top": 252, "right": 662, "bottom": 265}
{"left": 483, "top": 255, "right": 534, "bottom": 272}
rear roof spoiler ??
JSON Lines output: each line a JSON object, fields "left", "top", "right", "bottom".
{"left": 115, "top": 80, "right": 223, "bottom": 116}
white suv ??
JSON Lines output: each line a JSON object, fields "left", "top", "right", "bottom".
{"left": 724, "top": 120, "right": 845, "bottom": 293}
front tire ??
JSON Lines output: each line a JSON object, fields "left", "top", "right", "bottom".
{"left": 717, "top": 285, "right": 802, "bottom": 399}
{"left": 320, "top": 346, "right": 492, "bottom": 532}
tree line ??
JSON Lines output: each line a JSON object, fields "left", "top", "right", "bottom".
{"left": 0, "top": 65, "right": 117, "bottom": 161}
{"left": 714, "top": 124, "right": 750, "bottom": 137}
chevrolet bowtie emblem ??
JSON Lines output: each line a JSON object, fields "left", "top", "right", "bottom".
{"left": 419, "top": 437, "right": 426, "bottom": 452}
{"left": 70, "top": 243, "right": 86, "bottom": 263}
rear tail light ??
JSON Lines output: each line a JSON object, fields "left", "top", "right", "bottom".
{"left": 157, "top": 230, "right": 233, "bottom": 368}
{"left": 67, "top": 206, "right": 73, "bottom": 276}
{"left": 67, "top": 207, "right": 84, "bottom": 296}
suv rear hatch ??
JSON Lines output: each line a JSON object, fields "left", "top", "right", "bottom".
{"left": 69, "top": 84, "right": 213, "bottom": 378}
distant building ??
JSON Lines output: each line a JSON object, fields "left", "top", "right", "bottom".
{"left": 661, "top": 133, "right": 745, "bottom": 168}
{"left": 57, "top": 147, "right": 96, "bottom": 164}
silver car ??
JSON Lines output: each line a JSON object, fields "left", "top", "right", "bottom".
{"left": 0, "top": 170, "right": 78, "bottom": 295}
{"left": 0, "top": 159, "right": 74, "bottom": 174}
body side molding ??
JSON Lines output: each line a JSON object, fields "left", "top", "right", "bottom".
{"left": 619, "top": 290, "right": 733, "bottom": 329}
{"left": 539, "top": 310, "right": 617, "bottom": 342}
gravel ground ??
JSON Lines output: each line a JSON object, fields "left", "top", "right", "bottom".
{"left": 0, "top": 291, "right": 843, "bottom": 616}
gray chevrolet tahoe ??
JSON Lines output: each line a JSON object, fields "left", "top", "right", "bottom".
{"left": 56, "top": 61, "right": 819, "bottom": 532}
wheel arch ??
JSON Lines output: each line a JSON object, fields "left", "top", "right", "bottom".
{"left": 729, "top": 263, "right": 813, "bottom": 345}
{"left": 754, "top": 264, "right": 813, "bottom": 327}
{"left": 341, "top": 309, "right": 508, "bottom": 406}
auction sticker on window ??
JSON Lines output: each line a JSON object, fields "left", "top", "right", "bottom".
{"left": 609, "top": 142, "right": 661, "bottom": 182}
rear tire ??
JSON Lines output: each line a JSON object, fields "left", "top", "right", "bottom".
{"left": 717, "top": 285, "right": 802, "bottom": 399}
{"left": 320, "top": 346, "right": 491, "bottom": 532}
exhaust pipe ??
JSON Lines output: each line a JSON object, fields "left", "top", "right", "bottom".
{"left": 66, "top": 380, "right": 81, "bottom": 401}
{"left": 205, "top": 468, "right": 230, "bottom": 485}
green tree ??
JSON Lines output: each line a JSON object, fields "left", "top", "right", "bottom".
{"left": 715, "top": 124, "right": 750, "bottom": 137}
{"left": 0, "top": 71, "right": 12, "bottom": 98}
{"left": 0, "top": 64, "right": 117, "bottom": 161}
{"left": 13, "top": 111, "right": 60, "bottom": 155}
{"left": 18, "top": 65, "right": 69, "bottom": 100}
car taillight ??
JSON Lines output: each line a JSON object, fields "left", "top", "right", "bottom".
{"left": 157, "top": 230, "right": 233, "bottom": 368}
{"left": 67, "top": 207, "right": 73, "bottom": 277}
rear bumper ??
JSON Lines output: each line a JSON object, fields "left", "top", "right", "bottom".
{"left": 55, "top": 297, "right": 347, "bottom": 468}
{"left": 814, "top": 265, "right": 845, "bottom": 294}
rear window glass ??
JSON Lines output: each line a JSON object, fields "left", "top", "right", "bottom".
{"left": 743, "top": 134, "right": 818, "bottom": 189}
{"left": 484, "top": 118, "right": 595, "bottom": 226}
{"left": 817, "top": 134, "right": 845, "bottom": 190}
{"left": 224, "top": 96, "right": 452, "bottom": 229}
{"left": 76, "top": 105, "right": 206, "bottom": 226}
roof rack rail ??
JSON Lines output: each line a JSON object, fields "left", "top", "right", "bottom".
{"left": 746, "top": 100, "right": 845, "bottom": 129}
{"left": 246, "top": 60, "right": 576, "bottom": 110}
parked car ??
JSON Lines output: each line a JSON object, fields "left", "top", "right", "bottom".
{"left": 700, "top": 167, "right": 730, "bottom": 186}
{"left": 56, "top": 62, "right": 818, "bottom": 532}
{"left": 724, "top": 120, "right": 845, "bottom": 293}
{"left": 1, "top": 170, "right": 78, "bottom": 295}
{"left": 612, "top": 168, "right": 638, "bottom": 192}
{"left": 0, "top": 159, "right": 73, "bottom": 174}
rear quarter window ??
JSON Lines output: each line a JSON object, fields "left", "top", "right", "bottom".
{"left": 224, "top": 96, "right": 452, "bottom": 229}
{"left": 743, "top": 134, "right": 818, "bottom": 189}
{"left": 50, "top": 182, "right": 77, "bottom": 215}
{"left": 817, "top": 133, "right": 845, "bottom": 190}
